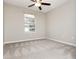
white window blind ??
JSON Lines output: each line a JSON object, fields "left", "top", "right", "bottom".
{"left": 24, "top": 14, "right": 35, "bottom": 32}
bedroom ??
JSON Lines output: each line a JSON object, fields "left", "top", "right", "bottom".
{"left": 4, "top": 0, "right": 76, "bottom": 59}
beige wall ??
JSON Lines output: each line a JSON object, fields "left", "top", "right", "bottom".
{"left": 46, "top": 0, "right": 76, "bottom": 45}
{"left": 4, "top": 0, "right": 76, "bottom": 45}
{"left": 4, "top": 4, "right": 46, "bottom": 43}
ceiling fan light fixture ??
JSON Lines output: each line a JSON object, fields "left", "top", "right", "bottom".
{"left": 35, "top": 3, "right": 41, "bottom": 7}
{"left": 28, "top": 0, "right": 51, "bottom": 10}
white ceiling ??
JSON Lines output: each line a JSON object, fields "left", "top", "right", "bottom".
{"left": 4, "top": 0, "right": 70, "bottom": 13}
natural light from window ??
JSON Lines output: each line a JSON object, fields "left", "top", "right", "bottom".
{"left": 24, "top": 14, "right": 35, "bottom": 32}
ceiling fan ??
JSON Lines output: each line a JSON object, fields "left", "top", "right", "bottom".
{"left": 28, "top": 0, "right": 51, "bottom": 10}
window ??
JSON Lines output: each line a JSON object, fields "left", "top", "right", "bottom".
{"left": 24, "top": 14, "right": 35, "bottom": 32}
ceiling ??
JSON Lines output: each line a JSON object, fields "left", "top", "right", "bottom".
{"left": 4, "top": 0, "right": 70, "bottom": 13}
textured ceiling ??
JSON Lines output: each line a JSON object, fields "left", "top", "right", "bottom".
{"left": 4, "top": 0, "right": 69, "bottom": 13}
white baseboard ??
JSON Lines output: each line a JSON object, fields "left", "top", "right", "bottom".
{"left": 4, "top": 38, "right": 76, "bottom": 47}
{"left": 48, "top": 38, "right": 76, "bottom": 47}
{"left": 4, "top": 38, "right": 45, "bottom": 45}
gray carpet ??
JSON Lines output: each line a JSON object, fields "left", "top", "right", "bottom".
{"left": 4, "top": 39, "right": 76, "bottom": 59}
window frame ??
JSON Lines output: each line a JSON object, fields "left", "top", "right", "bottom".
{"left": 24, "top": 14, "right": 35, "bottom": 33}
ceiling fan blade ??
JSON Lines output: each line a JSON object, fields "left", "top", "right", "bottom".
{"left": 31, "top": 0, "right": 35, "bottom": 2}
{"left": 28, "top": 4, "right": 35, "bottom": 7}
{"left": 41, "top": 3, "right": 51, "bottom": 6}
{"left": 38, "top": 6, "right": 42, "bottom": 10}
